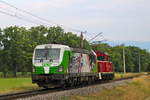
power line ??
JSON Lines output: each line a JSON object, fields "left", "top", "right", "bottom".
{"left": 0, "top": 0, "right": 83, "bottom": 33}
{"left": 0, "top": 8, "right": 106, "bottom": 43}
{"left": 0, "top": 0, "right": 55, "bottom": 25}
{"left": 89, "top": 32, "right": 103, "bottom": 42}
{"left": 0, "top": 6, "right": 15, "bottom": 13}
{"left": 0, "top": 5, "right": 56, "bottom": 26}
{"left": 0, "top": 7, "right": 54, "bottom": 26}
{"left": 0, "top": 10, "right": 45, "bottom": 25}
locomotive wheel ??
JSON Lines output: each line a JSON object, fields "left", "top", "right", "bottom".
{"left": 88, "top": 77, "right": 92, "bottom": 85}
{"left": 43, "top": 86, "right": 49, "bottom": 89}
{"left": 61, "top": 80, "right": 67, "bottom": 89}
{"left": 69, "top": 78, "right": 74, "bottom": 87}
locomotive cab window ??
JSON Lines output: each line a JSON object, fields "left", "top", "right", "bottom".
{"left": 34, "top": 48, "right": 60, "bottom": 63}
{"left": 97, "top": 56, "right": 105, "bottom": 61}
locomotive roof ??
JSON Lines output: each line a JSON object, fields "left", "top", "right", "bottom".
{"left": 35, "top": 44, "right": 70, "bottom": 49}
{"left": 71, "top": 48, "right": 93, "bottom": 55}
{"left": 35, "top": 44, "right": 94, "bottom": 55}
{"left": 95, "top": 51, "right": 109, "bottom": 56}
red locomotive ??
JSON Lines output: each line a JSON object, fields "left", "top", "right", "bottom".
{"left": 95, "top": 51, "right": 114, "bottom": 80}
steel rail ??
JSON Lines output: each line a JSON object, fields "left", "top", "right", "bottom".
{"left": 0, "top": 73, "right": 148, "bottom": 100}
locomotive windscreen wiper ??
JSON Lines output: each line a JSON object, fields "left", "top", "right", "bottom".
{"left": 40, "top": 58, "right": 43, "bottom": 62}
{"left": 34, "top": 48, "right": 60, "bottom": 64}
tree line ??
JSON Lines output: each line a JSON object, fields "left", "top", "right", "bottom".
{"left": 92, "top": 44, "right": 150, "bottom": 72}
{"left": 0, "top": 26, "right": 150, "bottom": 77}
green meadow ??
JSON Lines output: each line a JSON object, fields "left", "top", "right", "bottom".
{"left": 0, "top": 78, "right": 39, "bottom": 94}
{"left": 0, "top": 72, "right": 148, "bottom": 95}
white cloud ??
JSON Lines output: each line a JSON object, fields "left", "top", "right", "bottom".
{"left": 0, "top": 0, "right": 150, "bottom": 42}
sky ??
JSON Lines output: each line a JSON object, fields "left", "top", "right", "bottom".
{"left": 0, "top": 0, "right": 150, "bottom": 42}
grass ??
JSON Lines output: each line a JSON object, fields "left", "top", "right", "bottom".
{"left": 67, "top": 75, "right": 150, "bottom": 100}
{"left": 0, "top": 72, "right": 31, "bottom": 78}
{"left": 114, "top": 72, "right": 147, "bottom": 79}
{"left": 0, "top": 78, "right": 39, "bottom": 94}
{"left": 0, "top": 72, "right": 147, "bottom": 96}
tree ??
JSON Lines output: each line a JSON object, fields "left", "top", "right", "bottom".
{"left": 0, "top": 25, "right": 150, "bottom": 77}
{"left": 0, "top": 26, "right": 92, "bottom": 77}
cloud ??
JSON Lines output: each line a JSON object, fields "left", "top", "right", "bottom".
{"left": 1, "top": 0, "right": 150, "bottom": 42}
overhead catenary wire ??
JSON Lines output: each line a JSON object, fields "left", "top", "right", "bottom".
{"left": 0, "top": 8, "right": 106, "bottom": 43}
{"left": 0, "top": 0, "right": 55, "bottom": 25}
{"left": 0, "top": 6, "right": 56, "bottom": 26}
{"left": 0, "top": 0, "right": 105, "bottom": 43}
{"left": 0, "top": 6, "right": 54, "bottom": 26}
{"left": 0, "top": 0, "right": 56, "bottom": 23}
{"left": 0, "top": 10, "right": 46, "bottom": 25}
{"left": 0, "top": 0, "right": 84, "bottom": 33}
{"left": 89, "top": 32, "right": 103, "bottom": 42}
{"left": 0, "top": 6, "right": 15, "bottom": 14}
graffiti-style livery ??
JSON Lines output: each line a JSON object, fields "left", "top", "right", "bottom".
{"left": 32, "top": 44, "right": 113, "bottom": 88}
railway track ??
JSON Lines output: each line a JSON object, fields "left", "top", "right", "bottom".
{"left": 0, "top": 88, "right": 62, "bottom": 100}
{"left": 0, "top": 74, "right": 147, "bottom": 100}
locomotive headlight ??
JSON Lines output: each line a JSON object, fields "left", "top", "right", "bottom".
{"left": 32, "top": 67, "right": 35, "bottom": 72}
{"left": 59, "top": 66, "right": 63, "bottom": 72}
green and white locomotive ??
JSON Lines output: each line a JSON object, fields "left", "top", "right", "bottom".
{"left": 32, "top": 44, "right": 99, "bottom": 88}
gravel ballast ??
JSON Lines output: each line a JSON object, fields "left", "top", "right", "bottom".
{"left": 18, "top": 79, "right": 133, "bottom": 100}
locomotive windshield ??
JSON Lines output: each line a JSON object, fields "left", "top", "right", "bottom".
{"left": 34, "top": 48, "right": 60, "bottom": 63}
{"left": 97, "top": 56, "right": 105, "bottom": 61}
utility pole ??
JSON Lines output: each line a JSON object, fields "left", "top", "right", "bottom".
{"left": 80, "top": 32, "right": 83, "bottom": 48}
{"left": 123, "top": 47, "right": 126, "bottom": 73}
{"left": 139, "top": 54, "right": 141, "bottom": 72}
